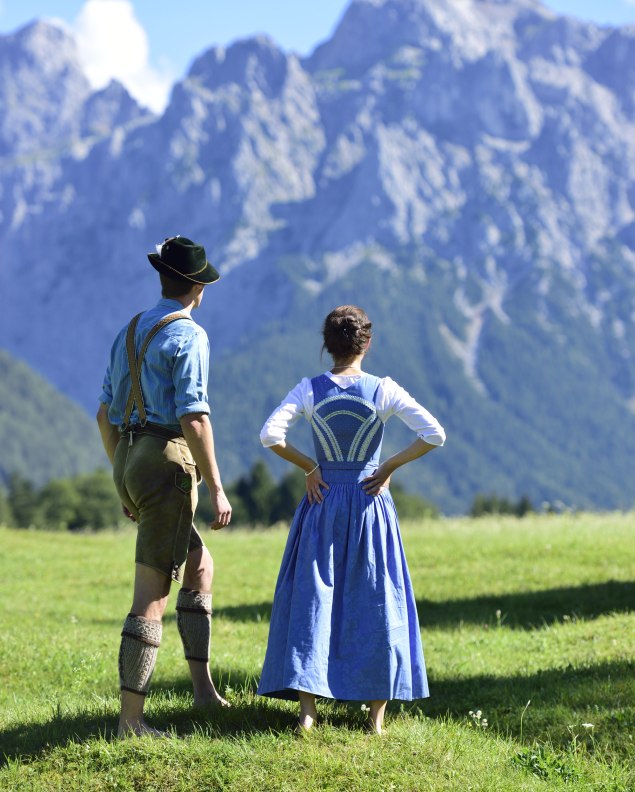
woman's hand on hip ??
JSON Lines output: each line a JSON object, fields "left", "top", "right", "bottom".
{"left": 362, "top": 467, "right": 392, "bottom": 497}
{"left": 306, "top": 467, "right": 329, "bottom": 505}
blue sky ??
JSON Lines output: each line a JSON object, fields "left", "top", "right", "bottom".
{"left": 1, "top": 0, "right": 633, "bottom": 111}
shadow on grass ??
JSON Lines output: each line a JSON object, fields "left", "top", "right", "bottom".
{"left": 0, "top": 667, "right": 362, "bottom": 767}
{"left": 418, "top": 579, "right": 635, "bottom": 630}
{"left": 2, "top": 660, "right": 633, "bottom": 766}
{"left": 415, "top": 658, "right": 635, "bottom": 757}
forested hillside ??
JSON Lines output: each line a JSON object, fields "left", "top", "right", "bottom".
{"left": 0, "top": 350, "right": 106, "bottom": 487}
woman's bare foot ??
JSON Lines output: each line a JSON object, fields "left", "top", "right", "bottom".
{"left": 366, "top": 700, "right": 387, "bottom": 735}
{"left": 117, "top": 719, "right": 172, "bottom": 739}
{"left": 364, "top": 718, "right": 385, "bottom": 736}
{"left": 296, "top": 691, "right": 318, "bottom": 732}
{"left": 296, "top": 712, "right": 316, "bottom": 733}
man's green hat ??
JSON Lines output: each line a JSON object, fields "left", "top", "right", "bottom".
{"left": 148, "top": 236, "right": 220, "bottom": 284}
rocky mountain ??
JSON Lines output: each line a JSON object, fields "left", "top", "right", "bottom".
{"left": 2, "top": 0, "right": 635, "bottom": 512}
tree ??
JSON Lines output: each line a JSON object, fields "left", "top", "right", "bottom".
{"left": 390, "top": 482, "right": 439, "bottom": 520}
{"left": 34, "top": 479, "right": 82, "bottom": 531}
{"left": 515, "top": 495, "right": 534, "bottom": 517}
{"left": 71, "top": 470, "right": 123, "bottom": 530}
{"left": 0, "top": 487, "right": 13, "bottom": 526}
{"left": 470, "top": 493, "right": 534, "bottom": 518}
{"left": 271, "top": 468, "right": 306, "bottom": 523}
{"left": 234, "top": 460, "right": 277, "bottom": 525}
{"left": 7, "top": 473, "right": 37, "bottom": 528}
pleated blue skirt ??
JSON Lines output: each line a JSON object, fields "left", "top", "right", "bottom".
{"left": 257, "top": 462, "right": 429, "bottom": 702}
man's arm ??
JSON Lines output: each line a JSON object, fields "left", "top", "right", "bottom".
{"left": 96, "top": 402, "right": 136, "bottom": 522}
{"left": 96, "top": 402, "right": 120, "bottom": 464}
{"left": 179, "top": 412, "right": 232, "bottom": 530}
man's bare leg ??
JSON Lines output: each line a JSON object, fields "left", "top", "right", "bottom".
{"left": 180, "top": 545, "right": 229, "bottom": 708}
{"left": 297, "top": 691, "right": 318, "bottom": 731}
{"left": 368, "top": 700, "right": 387, "bottom": 735}
{"left": 118, "top": 564, "right": 171, "bottom": 738}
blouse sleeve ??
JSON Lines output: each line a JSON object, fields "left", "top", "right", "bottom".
{"left": 259, "top": 378, "right": 313, "bottom": 447}
{"left": 376, "top": 377, "right": 446, "bottom": 446}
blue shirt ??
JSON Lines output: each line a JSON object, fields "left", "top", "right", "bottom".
{"left": 99, "top": 299, "right": 210, "bottom": 429}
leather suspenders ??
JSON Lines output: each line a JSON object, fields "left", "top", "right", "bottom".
{"left": 121, "top": 311, "right": 191, "bottom": 431}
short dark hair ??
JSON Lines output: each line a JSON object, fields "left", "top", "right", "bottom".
{"left": 322, "top": 305, "right": 372, "bottom": 359}
{"left": 160, "top": 273, "right": 195, "bottom": 299}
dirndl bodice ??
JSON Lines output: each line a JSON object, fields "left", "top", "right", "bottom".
{"left": 310, "top": 373, "right": 384, "bottom": 484}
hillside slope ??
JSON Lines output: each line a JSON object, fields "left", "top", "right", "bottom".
{"left": 0, "top": 350, "right": 106, "bottom": 487}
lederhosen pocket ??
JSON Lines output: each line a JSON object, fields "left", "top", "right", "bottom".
{"left": 168, "top": 442, "right": 200, "bottom": 580}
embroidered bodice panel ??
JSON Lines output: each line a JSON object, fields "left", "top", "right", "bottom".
{"left": 310, "top": 374, "right": 384, "bottom": 465}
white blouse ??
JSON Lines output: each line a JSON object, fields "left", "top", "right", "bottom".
{"left": 260, "top": 372, "right": 446, "bottom": 448}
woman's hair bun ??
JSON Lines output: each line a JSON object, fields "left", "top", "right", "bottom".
{"left": 322, "top": 305, "right": 372, "bottom": 358}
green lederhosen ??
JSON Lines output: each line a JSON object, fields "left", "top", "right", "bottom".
{"left": 112, "top": 311, "right": 204, "bottom": 582}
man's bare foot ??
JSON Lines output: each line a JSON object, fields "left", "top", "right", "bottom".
{"left": 117, "top": 719, "right": 172, "bottom": 739}
{"left": 193, "top": 688, "right": 231, "bottom": 709}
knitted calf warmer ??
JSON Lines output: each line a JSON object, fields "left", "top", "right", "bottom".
{"left": 176, "top": 588, "right": 212, "bottom": 662}
{"left": 118, "top": 614, "right": 162, "bottom": 695}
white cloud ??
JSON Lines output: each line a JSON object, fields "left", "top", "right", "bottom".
{"left": 73, "top": 0, "right": 173, "bottom": 113}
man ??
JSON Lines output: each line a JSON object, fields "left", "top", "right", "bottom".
{"left": 96, "top": 235, "right": 232, "bottom": 738}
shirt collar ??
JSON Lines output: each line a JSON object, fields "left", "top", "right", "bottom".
{"left": 156, "top": 298, "right": 190, "bottom": 313}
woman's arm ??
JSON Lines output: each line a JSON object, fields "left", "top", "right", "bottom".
{"left": 268, "top": 441, "right": 329, "bottom": 505}
{"left": 362, "top": 437, "right": 437, "bottom": 496}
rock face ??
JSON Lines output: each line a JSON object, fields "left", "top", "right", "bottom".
{"left": 2, "top": 1, "right": 635, "bottom": 512}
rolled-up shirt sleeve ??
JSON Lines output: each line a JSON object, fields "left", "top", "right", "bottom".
{"left": 99, "top": 365, "right": 113, "bottom": 406}
{"left": 260, "top": 379, "right": 311, "bottom": 447}
{"left": 172, "top": 328, "right": 211, "bottom": 418}
{"left": 377, "top": 377, "right": 446, "bottom": 446}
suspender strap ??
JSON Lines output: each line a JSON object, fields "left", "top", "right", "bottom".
{"left": 121, "top": 311, "right": 191, "bottom": 430}
{"left": 123, "top": 313, "right": 144, "bottom": 430}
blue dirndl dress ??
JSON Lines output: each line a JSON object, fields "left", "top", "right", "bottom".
{"left": 257, "top": 373, "right": 429, "bottom": 702}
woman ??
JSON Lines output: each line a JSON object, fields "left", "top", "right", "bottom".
{"left": 256, "top": 305, "right": 446, "bottom": 734}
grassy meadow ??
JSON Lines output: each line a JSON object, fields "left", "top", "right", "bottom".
{"left": 0, "top": 512, "right": 633, "bottom": 791}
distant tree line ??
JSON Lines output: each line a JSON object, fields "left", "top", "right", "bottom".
{"left": 0, "top": 471, "right": 122, "bottom": 531}
{"left": 0, "top": 460, "right": 439, "bottom": 531}
{"left": 469, "top": 493, "right": 534, "bottom": 518}
{"left": 197, "top": 460, "right": 439, "bottom": 526}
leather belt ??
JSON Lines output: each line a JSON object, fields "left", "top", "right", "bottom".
{"left": 121, "top": 422, "right": 184, "bottom": 441}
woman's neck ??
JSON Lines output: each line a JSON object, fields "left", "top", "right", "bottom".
{"left": 330, "top": 355, "right": 365, "bottom": 374}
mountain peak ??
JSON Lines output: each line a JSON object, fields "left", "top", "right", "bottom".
{"left": 306, "top": 0, "right": 553, "bottom": 74}
{"left": 0, "top": 20, "right": 90, "bottom": 155}
{"left": 188, "top": 35, "right": 292, "bottom": 96}
{"left": 8, "top": 18, "right": 76, "bottom": 50}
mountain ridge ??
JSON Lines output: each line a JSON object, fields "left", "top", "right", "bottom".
{"left": 2, "top": 0, "right": 635, "bottom": 512}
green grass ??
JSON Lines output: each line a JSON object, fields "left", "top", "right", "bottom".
{"left": 0, "top": 513, "right": 633, "bottom": 791}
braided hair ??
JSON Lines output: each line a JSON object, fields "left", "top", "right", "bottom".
{"left": 322, "top": 305, "right": 373, "bottom": 359}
